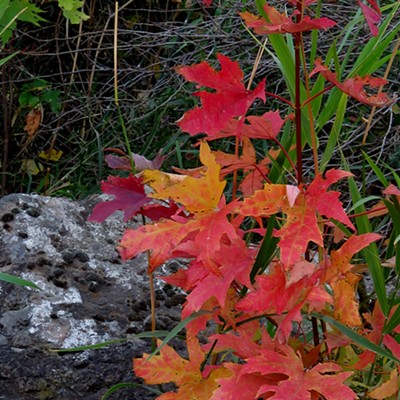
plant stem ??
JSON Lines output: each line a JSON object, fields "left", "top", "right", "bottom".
{"left": 294, "top": 5, "right": 304, "bottom": 184}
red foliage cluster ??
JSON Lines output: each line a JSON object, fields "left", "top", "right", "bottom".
{"left": 89, "top": 1, "right": 399, "bottom": 398}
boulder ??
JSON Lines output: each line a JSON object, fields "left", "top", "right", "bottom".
{"left": 0, "top": 194, "right": 184, "bottom": 400}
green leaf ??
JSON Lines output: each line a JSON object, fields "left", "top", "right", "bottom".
{"left": 0, "top": 0, "right": 10, "bottom": 20}
{"left": 0, "top": 0, "right": 46, "bottom": 46}
{"left": 58, "top": 0, "right": 89, "bottom": 24}
{"left": 315, "top": 314, "right": 400, "bottom": 364}
{"left": 19, "top": 92, "right": 40, "bottom": 108}
{"left": 3, "top": 0, "right": 46, "bottom": 26}
{"left": 41, "top": 90, "right": 62, "bottom": 113}
{"left": 0, "top": 51, "right": 18, "bottom": 67}
{"left": 0, "top": 272, "right": 40, "bottom": 289}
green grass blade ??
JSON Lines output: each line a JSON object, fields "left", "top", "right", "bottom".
{"left": 101, "top": 382, "right": 162, "bottom": 400}
{"left": 383, "top": 199, "right": 400, "bottom": 277}
{"left": 0, "top": 51, "right": 19, "bottom": 67}
{"left": 347, "top": 176, "right": 389, "bottom": 315}
{"left": 362, "top": 151, "right": 390, "bottom": 187}
{"left": 0, "top": 272, "right": 40, "bottom": 289}
{"left": 53, "top": 330, "right": 171, "bottom": 353}
{"left": 250, "top": 215, "right": 279, "bottom": 283}
{"left": 384, "top": 305, "right": 400, "bottom": 335}
{"left": 348, "top": 196, "right": 382, "bottom": 213}
{"left": 320, "top": 93, "right": 347, "bottom": 171}
{"left": 146, "top": 310, "right": 212, "bottom": 361}
{"left": 315, "top": 314, "right": 400, "bottom": 364}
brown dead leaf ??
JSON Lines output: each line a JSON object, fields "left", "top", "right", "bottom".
{"left": 24, "top": 108, "right": 41, "bottom": 139}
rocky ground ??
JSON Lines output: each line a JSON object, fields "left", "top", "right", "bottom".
{"left": 0, "top": 194, "right": 185, "bottom": 400}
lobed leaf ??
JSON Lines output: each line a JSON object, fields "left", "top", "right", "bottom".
{"left": 240, "top": 4, "right": 336, "bottom": 35}
{"left": 177, "top": 54, "right": 266, "bottom": 136}
{"left": 311, "top": 59, "right": 393, "bottom": 107}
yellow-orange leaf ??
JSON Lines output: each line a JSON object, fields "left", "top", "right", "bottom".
{"left": 39, "top": 148, "right": 63, "bottom": 161}
{"left": 143, "top": 141, "right": 225, "bottom": 214}
{"left": 133, "top": 337, "right": 230, "bottom": 400}
{"left": 119, "top": 218, "right": 196, "bottom": 271}
{"left": 368, "top": 368, "right": 398, "bottom": 399}
{"left": 332, "top": 273, "right": 362, "bottom": 327}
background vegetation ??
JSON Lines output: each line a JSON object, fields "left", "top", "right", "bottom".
{"left": 1, "top": 0, "right": 398, "bottom": 199}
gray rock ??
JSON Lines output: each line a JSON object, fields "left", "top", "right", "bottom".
{"left": 0, "top": 194, "right": 185, "bottom": 399}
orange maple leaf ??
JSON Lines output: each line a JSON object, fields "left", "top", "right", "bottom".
{"left": 238, "top": 169, "right": 355, "bottom": 266}
{"left": 331, "top": 273, "right": 363, "bottom": 327}
{"left": 215, "top": 137, "right": 270, "bottom": 197}
{"left": 321, "top": 233, "right": 380, "bottom": 327}
{"left": 119, "top": 142, "right": 245, "bottom": 276}
{"left": 240, "top": 4, "right": 336, "bottom": 35}
{"left": 133, "top": 336, "right": 230, "bottom": 400}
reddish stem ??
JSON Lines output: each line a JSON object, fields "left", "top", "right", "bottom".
{"left": 265, "top": 91, "right": 294, "bottom": 109}
{"left": 294, "top": 32, "right": 302, "bottom": 184}
{"left": 301, "top": 84, "right": 335, "bottom": 108}
{"left": 349, "top": 206, "right": 387, "bottom": 219}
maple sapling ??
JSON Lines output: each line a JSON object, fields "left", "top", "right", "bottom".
{"left": 89, "top": 0, "right": 400, "bottom": 398}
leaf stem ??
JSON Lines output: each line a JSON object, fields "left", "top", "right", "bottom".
{"left": 301, "top": 84, "right": 335, "bottom": 108}
{"left": 265, "top": 91, "right": 294, "bottom": 108}
{"left": 294, "top": 38, "right": 302, "bottom": 184}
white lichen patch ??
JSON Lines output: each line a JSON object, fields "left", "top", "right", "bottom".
{"left": 28, "top": 300, "right": 53, "bottom": 335}
{"left": 61, "top": 318, "right": 111, "bottom": 348}
{"left": 20, "top": 272, "right": 82, "bottom": 304}
{"left": 88, "top": 259, "right": 135, "bottom": 289}
{"left": 24, "top": 226, "right": 60, "bottom": 259}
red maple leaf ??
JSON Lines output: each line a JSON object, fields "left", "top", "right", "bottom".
{"left": 240, "top": 4, "right": 336, "bottom": 35}
{"left": 88, "top": 175, "right": 151, "bottom": 222}
{"left": 310, "top": 59, "right": 393, "bottom": 107}
{"left": 238, "top": 169, "right": 355, "bottom": 266}
{"left": 205, "top": 111, "right": 286, "bottom": 142}
{"left": 171, "top": 236, "right": 253, "bottom": 318}
{"left": 210, "top": 362, "right": 282, "bottom": 400}
{"left": 306, "top": 169, "right": 355, "bottom": 231}
{"left": 358, "top": 0, "right": 381, "bottom": 36}
{"left": 215, "top": 137, "right": 270, "bottom": 197}
{"left": 88, "top": 174, "right": 176, "bottom": 223}
{"left": 177, "top": 54, "right": 266, "bottom": 136}
{"left": 383, "top": 183, "right": 400, "bottom": 197}
{"left": 236, "top": 262, "right": 331, "bottom": 341}
{"left": 241, "top": 344, "right": 357, "bottom": 399}
{"left": 118, "top": 143, "right": 244, "bottom": 274}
